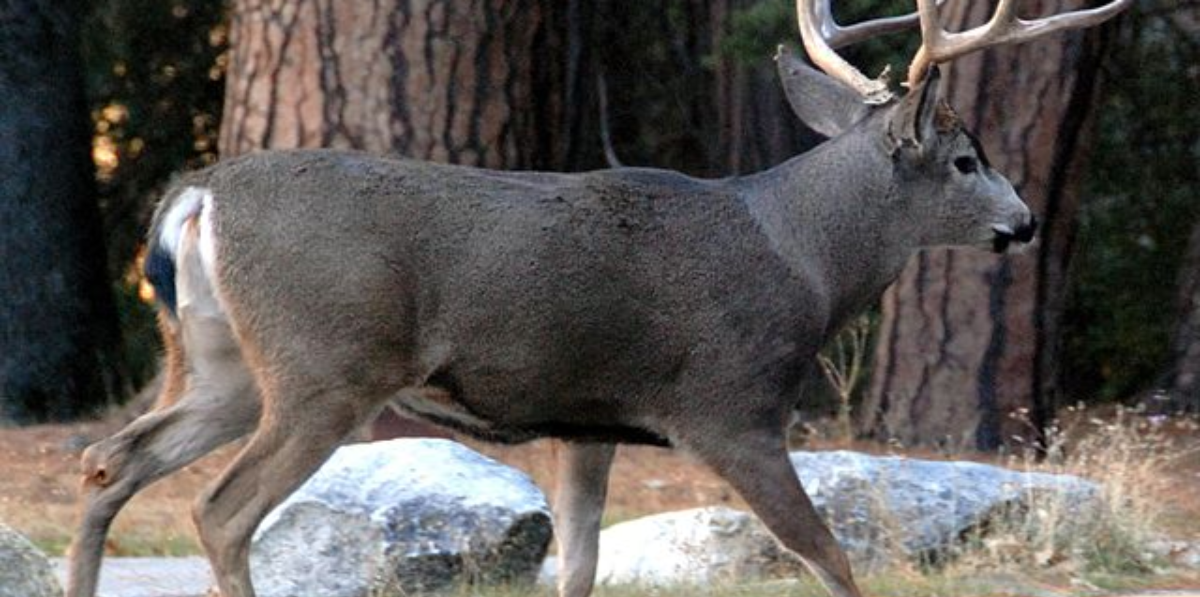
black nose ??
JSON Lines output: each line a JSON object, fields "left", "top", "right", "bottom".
{"left": 1015, "top": 215, "right": 1038, "bottom": 243}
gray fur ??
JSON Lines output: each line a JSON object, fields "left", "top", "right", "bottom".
{"left": 776, "top": 47, "right": 871, "bottom": 137}
{"left": 68, "top": 66, "right": 1033, "bottom": 597}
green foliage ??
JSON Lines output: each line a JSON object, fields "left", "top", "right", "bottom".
{"left": 1063, "top": 3, "right": 1200, "bottom": 401}
{"left": 593, "top": 0, "right": 718, "bottom": 175}
{"left": 81, "top": 0, "right": 228, "bottom": 389}
{"left": 717, "top": 0, "right": 919, "bottom": 86}
{"left": 112, "top": 280, "right": 162, "bottom": 389}
{"left": 83, "top": 0, "right": 227, "bottom": 256}
{"left": 717, "top": 0, "right": 795, "bottom": 64}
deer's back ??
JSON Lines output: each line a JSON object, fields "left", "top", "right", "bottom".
{"left": 183, "top": 149, "right": 818, "bottom": 443}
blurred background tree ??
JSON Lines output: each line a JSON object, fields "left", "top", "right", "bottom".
{"left": 0, "top": 0, "right": 126, "bottom": 424}
{"left": 81, "top": 0, "right": 227, "bottom": 392}
{"left": 3, "top": 0, "right": 1194, "bottom": 439}
{"left": 1063, "top": 0, "right": 1200, "bottom": 413}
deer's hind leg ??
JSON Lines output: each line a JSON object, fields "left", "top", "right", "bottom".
{"left": 193, "top": 371, "right": 389, "bottom": 597}
{"left": 554, "top": 441, "right": 616, "bottom": 597}
{"left": 68, "top": 315, "right": 260, "bottom": 597}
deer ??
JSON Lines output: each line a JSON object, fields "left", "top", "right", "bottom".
{"left": 67, "top": 0, "right": 1131, "bottom": 595}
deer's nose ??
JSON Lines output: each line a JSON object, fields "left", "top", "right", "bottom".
{"left": 1014, "top": 214, "right": 1038, "bottom": 243}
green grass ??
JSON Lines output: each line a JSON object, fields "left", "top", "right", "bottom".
{"left": 31, "top": 528, "right": 200, "bottom": 558}
{"left": 25, "top": 527, "right": 73, "bottom": 558}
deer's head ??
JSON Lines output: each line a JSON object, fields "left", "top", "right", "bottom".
{"left": 776, "top": 0, "right": 1130, "bottom": 253}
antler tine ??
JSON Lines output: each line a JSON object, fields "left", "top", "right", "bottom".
{"left": 829, "top": 10, "right": 923, "bottom": 48}
{"left": 796, "top": 0, "right": 954, "bottom": 104}
{"left": 797, "top": 0, "right": 897, "bottom": 104}
{"left": 906, "top": 0, "right": 1135, "bottom": 88}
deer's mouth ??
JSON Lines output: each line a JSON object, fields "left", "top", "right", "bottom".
{"left": 991, "top": 219, "right": 1038, "bottom": 253}
{"left": 992, "top": 226, "right": 1016, "bottom": 253}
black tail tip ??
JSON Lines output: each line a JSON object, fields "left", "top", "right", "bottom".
{"left": 143, "top": 243, "right": 177, "bottom": 317}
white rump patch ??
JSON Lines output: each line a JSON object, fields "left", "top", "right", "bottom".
{"left": 168, "top": 187, "right": 226, "bottom": 319}
{"left": 160, "top": 187, "right": 211, "bottom": 257}
{"left": 197, "top": 193, "right": 218, "bottom": 283}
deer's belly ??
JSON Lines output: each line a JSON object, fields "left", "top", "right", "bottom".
{"left": 391, "top": 386, "right": 493, "bottom": 431}
{"left": 388, "top": 386, "right": 670, "bottom": 446}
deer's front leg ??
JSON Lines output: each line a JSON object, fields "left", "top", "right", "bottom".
{"left": 678, "top": 417, "right": 863, "bottom": 597}
{"left": 553, "top": 441, "right": 616, "bottom": 597}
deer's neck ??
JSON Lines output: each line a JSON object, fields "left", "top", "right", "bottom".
{"left": 734, "top": 134, "right": 918, "bottom": 334}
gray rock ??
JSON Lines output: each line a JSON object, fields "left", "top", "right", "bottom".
{"left": 791, "top": 450, "right": 1100, "bottom": 568}
{"left": 1146, "top": 539, "right": 1200, "bottom": 569}
{"left": 249, "top": 439, "right": 552, "bottom": 597}
{"left": 0, "top": 523, "right": 62, "bottom": 597}
{"left": 574, "top": 451, "right": 1100, "bottom": 588}
{"left": 592, "top": 507, "right": 803, "bottom": 587}
{"left": 537, "top": 555, "right": 557, "bottom": 586}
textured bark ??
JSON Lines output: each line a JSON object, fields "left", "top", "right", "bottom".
{"left": 862, "top": 0, "right": 1111, "bottom": 450}
{"left": 221, "top": 0, "right": 566, "bottom": 169}
{"left": 0, "top": 0, "right": 126, "bottom": 423}
{"left": 1163, "top": 222, "right": 1200, "bottom": 412}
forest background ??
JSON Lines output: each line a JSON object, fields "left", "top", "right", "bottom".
{"left": 1, "top": 0, "right": 1198, "bottom": 452}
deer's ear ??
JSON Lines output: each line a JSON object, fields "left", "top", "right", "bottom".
{"left": 776, "top": 46, "right": 871, "bottom": 138}
{"left": 890, "top": 65, "right": 942, "bottom": 147}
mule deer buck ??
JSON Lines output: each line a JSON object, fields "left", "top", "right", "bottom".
{"left": 69, "top": 0, "right": 1130, "bottom": 595}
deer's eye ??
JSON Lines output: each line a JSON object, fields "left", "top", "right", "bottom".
{"left": 954, "top": 156, "right": 978, "bottom": 174}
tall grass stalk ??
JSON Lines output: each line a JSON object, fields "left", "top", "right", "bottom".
{"left": 817, "top": 316, "right": 871, "bottom": 444}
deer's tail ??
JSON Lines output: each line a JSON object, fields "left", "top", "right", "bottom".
{"left": 144, "top": 185, "right": 218, "bottom": 319}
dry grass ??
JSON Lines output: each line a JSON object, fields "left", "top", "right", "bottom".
{"left": 371, "top": 568, "right": 1198, "bottom": 597}
{"left": 0, "top": 420, "right": 219, "bottom": 557}
{"left": 941, "top": 405, "right": 1200, "bottom": 588}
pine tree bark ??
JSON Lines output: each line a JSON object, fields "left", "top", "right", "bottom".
{"left": 220, "top": 0, "right": 567, "bottom": 169}
{"left": 861, "top": 0, "right": 1112, "bottom": 450}
{"left": 0, "top": 0, "right": 126, "bottom": 423}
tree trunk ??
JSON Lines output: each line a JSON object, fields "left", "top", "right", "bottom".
{"left": 861, "top": 0, "right": 1113, "bottom": 450}
{"left": 1146, "top": 0, "right": 1200, "bottom": 415}
{"left": 220, "top": 0, "right": 568, "bottom": 168}
{"left": 0, "top": 0, "right": 126, "bottom": 424}
{"left": 1162, "top": 222, "right": 1200, "bottom": 412}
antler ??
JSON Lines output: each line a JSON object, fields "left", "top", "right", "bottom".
{"left": 796, "top": 0, "right": 929, "bottom": 104}
{"left": 797, "top": 0, "right": 1135, "bottom": 103}
{"left": 906, "top": 0, "right": 1135, "bottom": 88}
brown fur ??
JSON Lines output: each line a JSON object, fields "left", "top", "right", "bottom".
{"left": 935, "top": 100, "right": 963, "bottom": 133}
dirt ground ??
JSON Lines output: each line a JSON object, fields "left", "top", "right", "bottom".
{"left": 0, "top": 417, "right": 744, "bottom": 557}
{"left": 1, "top": 410, "right": 1197, "bottom": 568}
